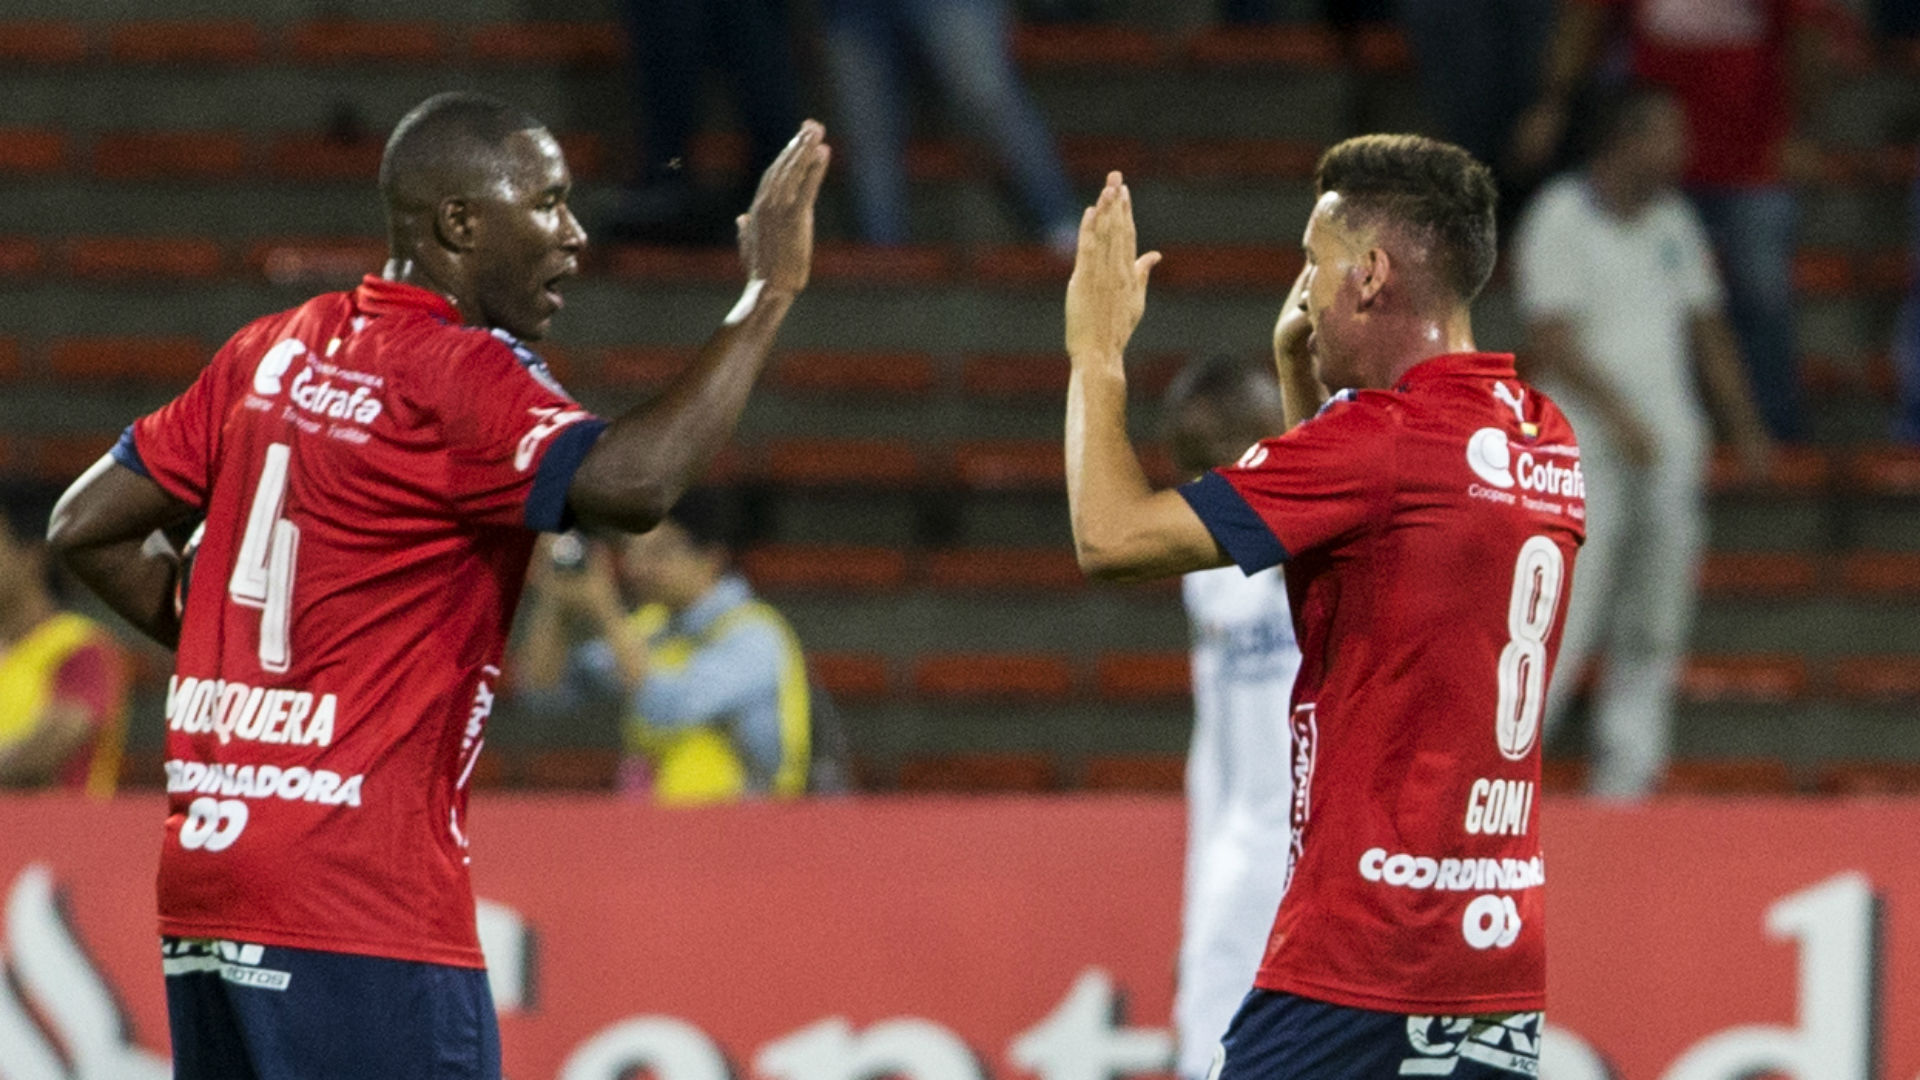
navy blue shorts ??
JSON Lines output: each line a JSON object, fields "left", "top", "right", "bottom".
{"left": 1214, "top": 990, "right": 1541, "bottom": 1079}
{"left": 163, "top": 937, "right": 500, "bottom": 1080}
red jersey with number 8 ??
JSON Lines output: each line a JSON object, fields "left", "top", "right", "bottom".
{"left": 119, "top": 277, "right": 604, "bottom": 967}
{"left": 1178, "top": 352, "right": 1582, "bottom": 1014}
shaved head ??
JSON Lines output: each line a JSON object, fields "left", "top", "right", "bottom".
{"left": 379, "top": 92, "right": 548, "bottom": 216}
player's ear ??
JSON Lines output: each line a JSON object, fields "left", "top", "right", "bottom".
{"left": 1357, "top": 247, "right": 1390, "bottom": 307}
{"left": 434, "top": 197, "right": 477, "bottom": 253}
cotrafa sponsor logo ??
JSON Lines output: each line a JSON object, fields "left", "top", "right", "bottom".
{"left": 249, "top": 337, "right": 385, "bottom": 426}
{"left": 1466, "top": 428, "right": 1585, "bottom": 500}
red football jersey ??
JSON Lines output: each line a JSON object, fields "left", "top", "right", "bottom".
{"left": 118, "top": 277, "right": 604, "bottom": 967}
{"left": 1179, "top": 353, "right": 1583, "bottom": 1014}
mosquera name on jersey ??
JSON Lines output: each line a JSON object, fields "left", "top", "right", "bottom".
{"left": 1177, "top": 352, "right": 1583, "bottom": 1016}
{"left": 115, "top": 276, "right": 605, "bottom": 969}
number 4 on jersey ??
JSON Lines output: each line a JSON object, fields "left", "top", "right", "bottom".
{"left": 228, "top": 443, "right": 299, "bottom": 674}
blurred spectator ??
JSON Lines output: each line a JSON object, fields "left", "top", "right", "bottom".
{"left": 0, "top": 486, "right": 128, "bottom": 795}
{"left": 1159, "top": 356, "right": 1301, "bottom": 1080}
{"left": 1400, "top": 0, "right": 1556, "bottom": 213}
{"left": 513, "top": 495, "right": 820, "bottom": 805}
{"left": 819, "top": 0, "right": 1081, "bottom": 252}
{"left": 1513, "top": 0, "right": 1846, "bottom": 441}
{"left": 604, "top": 0, "right": 805, "bottom": 244}
{"left": 1514, "top": 86, "right": 1773, "bottom": 798}
{"left": 1898, "top": 148, "right": 1920, "bottom": 443}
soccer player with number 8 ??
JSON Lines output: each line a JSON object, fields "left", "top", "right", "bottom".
{"left": 1063, "top": 137, "right": 1582, "bottom": 1076}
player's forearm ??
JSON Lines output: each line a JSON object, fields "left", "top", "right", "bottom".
{"left": 48, "top": 457, "right": 193, "bottom": 648}
{"left": 1278, "top": 358, "right": 1328, "bottom": 431}
{"left": 1066, "top": 366, "right": 1156, "bottom": 579}
{"left": 61, "top": 539, "right": 181, "bottom": 649}
{"left": 568, "top": 284, "right": 796, "bottom": 533}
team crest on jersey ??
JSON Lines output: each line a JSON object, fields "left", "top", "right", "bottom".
{"left": 490, "top": 328, "right": 569, "bottom": 397}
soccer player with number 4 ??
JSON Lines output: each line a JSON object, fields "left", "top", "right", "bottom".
{"left": 1064, "top": 137, "right": 1582, "bottom": 1076}
{"left": 45, "top": 93, "right": 830, "bottom": 1078}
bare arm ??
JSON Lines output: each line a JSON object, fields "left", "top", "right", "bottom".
{"left": 1274, "top": 267, "right": 1327, "bottom": 430}
{"left": 1510, "top": 0, "right": 1610, "bottom": 176}
{"left": 567, "top": 122, "right": 831, "bottom": 534}
{"left": 47, "top": 456, "right": 197, "bottom": 648}
{"left": 1065, "top": 173, "right": 1230, "bottom": 582}
{"left": 1691, "top": 311, "right": 1774, "bottom": 476}
{"left": 1521, "top": 318, "right": 1657, "bottom": 467}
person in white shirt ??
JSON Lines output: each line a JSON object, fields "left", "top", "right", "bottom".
{"left": 1514, "top": 84, "right": 1773, "bottom": 798}
{"left": 1159, "top": 355, "right": 1302, "bottom": 1080}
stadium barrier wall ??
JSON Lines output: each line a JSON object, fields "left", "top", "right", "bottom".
{"left": 0, "top": 795, "right": 1915, "bottom": 1080}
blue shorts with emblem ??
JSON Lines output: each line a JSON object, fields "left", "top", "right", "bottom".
{"left": 162, "top": 936, "right": 500, "bottom": 1080}
{"left": 1212, "top": 989, "right": 1541, "bottom": 1079}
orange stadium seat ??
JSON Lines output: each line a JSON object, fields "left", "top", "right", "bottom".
{"left": 970, "top": 247, "right": 1072, "bottom": 288}
{"left": 961, "top": 352, "right": 1070, "bottom": 398}
{"left": 739, "top": 545, "right": 911, "bottom": 592}
{"left": 897, "top": 752, "right": 1058, "bottom": 792}
{"left": 952, "top": 440, "right": 1062, "bottom": 492}
{"left": 1081, "top": 754, "right": 1185, "bottom": 792}
{"left": 49, "top": 336, "right": 206, "bottom": 381}
{"left": 1696, "top": 552, "right": 1820, "bottom": 598}
{"left": 1154, "top": 245, "right": 1304, "bottom": 291}
{"left": 0, "top": 128, "right": 66, "bottom": 175}
{"left": 1352, "top": 24, "right": 1414, "bottom": 71}
{"left": 0, "top": 238, "right": 42, "bottom": 277}
{"left": 265, "top": 135, "right": 384, "bottom": 181}
{"left": 1791, "top": 249, "right": 1855, "bottom": 296}
{"left": 923, "top": 548, "right": 1084, "bottom": 592}
{"left": 596, "top": 346, "right": 693, "bottom": 388}
{"left": 809, "top": 244, "right": 954, "bottom": 286}
{"left": 21, "top": 433, "right": 119, "bottom": 483}
{"left": 521, "top": 747, "right": 620, "bottom": 791}
{"left": 1847, "top": 446, "right": 1920, "bottom": 496}
{"left": 1184, "top": 25, "right": 1342, "bottom": 68}
{"left": 1679, "top": 654, "right": 1809, "bottom": 705}
{"left": 1168, "top": 138, "right": 1323, "bottom": 180}
{"left": 1659, "top": 759, "right": 1796, "bottom": 796}
{"left": 808, "top": 652, "right": 892, "bottom": 702}
{"left": 1057, "top": 134, "right": 1155, "bottom": 181}
{"left": 245, "top": 237, "right": 386, "bottom": 287}
{"left": 465, "top": 22, "right": 624, "bottom": 66}
{"left": 772, "top": 350, "right": 938, "bottom": 397}
{"left": 902, "top": 137, "right": 971, "bottom": 181}
{"left": 92, "top": 131, "right": 248, "bottom": 180}
{"left": 762, "top": 439, "right": 924, "bottom": 489}
{"left": 0, "top": 339, "right": 19, "bottom": 382}
{"left": 1860, "top": 249, "right": 1912, "bottom": 295}
{"left": 1095, "top": 651, "right": 1190, "bottom": 701}
{"left": 600, "top": 245, "right": 740, "bottom": 284}
{"left": 913, "top": 653, "right": 1075, "bottom": 702}
{"left": 1840, "top": 552, "right": 1920, "bottom": 596}
{"left": 552, "top": 133, "right": 606, "bottom": 179}
{"left": 66, "top": 237, "right": 224, "bottom": 280}
{"left": 107, "top": 21, "right": 264, "bottom": 64}
{"left": 1539, "top": 759, "right": 1588, "bottom": 795}
{"left": 1010, "top": 24, "right": 1164, "bottom": 69}
{"left": 1831, "top": 656, "right": 1920, "bottom": 702}
{"left": 1814, "top": 761, "right": 1920, "bottom": 796}
{"left": 285, "top": 20, "right": 447, "bottom": 65}
{"left": 0, "top": 21, "right": 90, "bottom": 65}
{"left": 1708, "top": 445, "right": 1829, "bottom": 494}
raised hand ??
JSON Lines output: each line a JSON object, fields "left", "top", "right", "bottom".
{"left": 1066, "top": 171, "right": 1161, "bottom": 369}
{"left": 737, "top": 120, "right": 832, "bottom": 294}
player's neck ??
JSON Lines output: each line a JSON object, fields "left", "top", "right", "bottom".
{"left": 1371, "top": 308, "right": 1477, "bottom": 388}
{"left": 1588, "top": 164, "right": 1657, "bottom": 220}
{"left": 380, "top": 258, "right": 481, "bottom": 327}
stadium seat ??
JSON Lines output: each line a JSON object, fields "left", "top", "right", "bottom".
{"left": 1351, "top": 24, "right": 1414, "bottom": 71}
{"left": 771, "top": 351, "right": 938, "bottom": 397}
{"left": 809, "top": 245, "right": 954, "bottom": 286}
{"left": 1094, "top": 651, "right": 1190, "bottom": 701}
{"left": 1659, "top": 759, "right": 1796, "bottom": 796}
{"left": 1539, "top": 759, "right": 1588, "bottom": 795}
{"left": 285, "top": 20, "right": 447, "bottom": 65}
{"left": 1860, "top": 249, "right": 1912, "bottom": 295}
{"left": 1153, "top": 245, "right": 1304, "bottom": 291}
{"left": 1696, "top": 552, "right": 1820, "bottom": 598}
{"left": 923, "top": 548, "right": 1084, "bottom": 592}
{"left": 245, "top": 237, "right": 385, "bottom": 287}
{"left": 1168, "top": 139, "right": 1323, "bottom": 180}
{"left": 0, "top": 237, "right": 42, "bottom": 277}
{"left": 0, "top": 21, "right": 89, "bottom": 64}
{"left": 1010, "top": 24, "right": 1164, "bottom": 69}
{"left": 92, "top": 131, "right": 248, "bottom": 180}
{"left": 902, "top": 137, "right": 971, "bottom": 181}
{"left": 1791, "top": 249, "right": 1855, "bottom": 296}
{"left": 1081, "top": 754, "right": 1185, "bottom": 793}
{"left": 0, "top": 339, "right": 18, "bottom": 382}
{"left": 1057, "top": 134, "right": 1155, "bottom": 181}
{"left": 552, "top": 133, "right": 606, "bottom": 180}
{"left": 1846, "top": 446, "right": 1920, "bottom": 496}
{"left": 520, "top": 747, "right": 620, "bottom": 791}
{"left": 601, "top": 246, "right": 741, "bottom": 284}
{"left": 107, "top": 21, "right": 264, "bottom": 64}
{"left": 49, "top": 336, "right": 206, "bottom": 381}
{"left": 464, "top": 749, "right": 514, "bottom": 790}
{"left": 739, "top": 545, "right": 911, "bottom": 593}
{"left": 66, "top": 237, "right": 224, "bottom": 281}
{"left": 597, "top": 346, "right": 694, "bottom": 388}
{"left": 264, "top": 136, "right": 383, "bottom": 181}
{"left": 1814, "top": 761, "right": 1920, "bottom": 796}
{"left": 1184, "top": 25, "right": 1343, "bottom": 68}
{"left": 1831, "top": 656, "right": 1920, "bottom": 702}
{"left": 960, "top": 353, "right": 1071, "bottom": 398}
{"left": 912, "top": 653, "right": 1075, "bottom": 702}
{"left": 0, "top": 128, "right": 66, "bottom": 175}
{"left": 1840, "top": 552, "right": 1920, "bottom": 596}
{"left": 1679, "top": 655, "right": 1809, "bottom": 705}
{"left": 971, "top": 247, "right": 1074, "bottom": 288}
{"left": 952, "top": 440, "right": 1063, "bottom": 492}
{"left": 896, "top": 752, "right": 1058, "bottom": 793}
{"left": 22, "top": 434, "right": 120, "bottom": 482}
{"left": 808, "top": 652, "right": 892, "bottom": 702}
{"left": 761, "top": 439, "right": 924, "bottom": 489}
{"left": 1708, "top": 445, "right": 1829, "bottom": 494}
{"left": 465, "top": 22, "right": 624, "bottom": 66}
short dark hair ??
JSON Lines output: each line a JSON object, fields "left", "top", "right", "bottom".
{"left": 1162, "top": 353, "right": 1272, "bottom": 416}
{"left": 379, "top": 92, "right": 547, "bottom": 212}
{"left": 1314, "top": 134, "right": 1499, "bottom": 303}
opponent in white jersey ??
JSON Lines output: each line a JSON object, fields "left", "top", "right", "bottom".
{"left": 1161, "top": 356, "right": 1302, "bottom": 1080}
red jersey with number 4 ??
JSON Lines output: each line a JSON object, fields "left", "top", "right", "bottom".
{"left": 119, "top": 277, "right": 604, "bottom": 968}
{"left": 1178, "top": 352, "right": 1582, "bottom": 1014}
